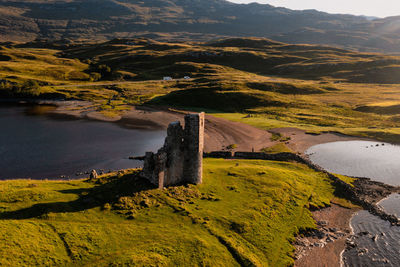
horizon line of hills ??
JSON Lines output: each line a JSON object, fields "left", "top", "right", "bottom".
{"left": 1, "top": 0, "right": 400, "bottom": 54}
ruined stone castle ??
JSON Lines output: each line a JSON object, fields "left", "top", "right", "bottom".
{"left": 142, "top": 113, "right": 205, "bottom": 188}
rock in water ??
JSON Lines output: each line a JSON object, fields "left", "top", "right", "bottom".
{"left": 90, "top": 170, "right": 98, "bottom": 179}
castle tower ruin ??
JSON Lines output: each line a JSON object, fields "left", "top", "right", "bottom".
{"left": 142, "top": 112, "right": 205, "bottom": 188}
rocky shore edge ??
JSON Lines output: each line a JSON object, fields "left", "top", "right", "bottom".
{"left": 302, "top": 156, "right": 400, "bottom": 225}
{"left": 295, "top": 155, "right": 400, "bottom": 266}
{"left": 204, "top": 150, "right": 400, "bottom": 265}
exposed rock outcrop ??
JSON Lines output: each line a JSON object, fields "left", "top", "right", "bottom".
{"left": 90, "top": 169, "right": 98, "bottom": 179}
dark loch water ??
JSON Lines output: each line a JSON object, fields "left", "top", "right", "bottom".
{"left": 0, "top": 105, "right": 166, "bottom": 179}
{"left": 306, "top": 141, "right": 400, "bottom": 266}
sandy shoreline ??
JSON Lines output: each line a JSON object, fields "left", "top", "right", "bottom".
{"left": 48, "top": 100, "right": 370, "bottom": 153}
{"left": 269, "top": 127, "right": 372, "bottom": 154}
{"left": 48, "top": 101, "right": 277, "bottom": 152}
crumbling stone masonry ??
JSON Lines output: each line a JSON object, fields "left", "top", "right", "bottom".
{"left": 142, "top": 113, "right": 205, "bottom": 188}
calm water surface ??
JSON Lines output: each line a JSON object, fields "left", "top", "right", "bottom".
{"left": 0, "top": 105, "right": 166, "bottom": 179}
{"left": 306, "top": 140, "right": 400, "bottom": 186}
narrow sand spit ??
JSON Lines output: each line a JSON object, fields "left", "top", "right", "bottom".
{"left": 52, "top": 103, "right": 365, "bottom": 153}
{"left": 51, "top": 104, "right": 275, "bottom": 152}
{"left": 270, "top": 127, "right": 370, "bottom": 154}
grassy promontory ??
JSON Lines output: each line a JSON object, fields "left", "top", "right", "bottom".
{"left": 0, "top": 158, "right": 350, "bottom": 266}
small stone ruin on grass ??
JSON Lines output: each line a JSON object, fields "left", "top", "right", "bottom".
{"left": 142, "top": 112, "right": 205, "bottom": 188}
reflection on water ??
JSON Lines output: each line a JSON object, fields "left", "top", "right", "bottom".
{"left": 306, "top": 141, "right": 400, "bottom": 186}
{"left": 0, "top": 105, "right": 166, "bottom": 179}
{"left": 25, "top": 104, "right": 58, "bottom": 116}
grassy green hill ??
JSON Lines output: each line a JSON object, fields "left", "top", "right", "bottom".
{"left": 0, "top": 159, "right": 352, "bottom": 266}
{"left": 60, "top": 37, "right": 400, "bottom": 83}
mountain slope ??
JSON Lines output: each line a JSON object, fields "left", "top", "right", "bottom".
{"left": 1, "top": 0, "right": 400, "bottom": 53}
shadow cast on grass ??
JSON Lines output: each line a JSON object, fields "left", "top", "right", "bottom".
{"left": 0, "top": 172, "right": 155, "bottom": 220}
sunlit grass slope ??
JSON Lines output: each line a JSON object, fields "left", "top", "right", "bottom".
{"left": 0, "top": 46, "right": 89, "bottom": 84}
{"left": 0, "top": 158, "right": 340, "bottom": 266}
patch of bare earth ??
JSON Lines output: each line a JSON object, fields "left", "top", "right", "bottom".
{"left": 270, "top": 128, "right": 369, "bottom": 154}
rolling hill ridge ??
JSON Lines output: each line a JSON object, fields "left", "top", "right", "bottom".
{"left": 2, "top": 0, "right": 400, "bottom": 53}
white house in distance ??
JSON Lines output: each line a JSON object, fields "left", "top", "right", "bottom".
{"left": 184, "top": 76, "right": 191, "bottom": 80}
{"left": 163, "top": 76, "right": 173, "bottom": 81}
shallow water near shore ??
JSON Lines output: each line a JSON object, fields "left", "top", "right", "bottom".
{"left": 378, "top": 194, "right": 400, "bottom": 219}
{"left": 0, "top": 104, "right": 166, "bottom": 179}
{"left": 306, "top": 140, "right": 400, "bottom": 266}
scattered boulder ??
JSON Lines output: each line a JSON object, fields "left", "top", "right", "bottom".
{"left": 90, "top": 169, "right": 98, "bottom": 179}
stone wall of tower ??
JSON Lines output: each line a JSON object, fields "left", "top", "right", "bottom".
{"left": 163, "top": 121, "right": 184, "bottom": 186}
{"left": 183, "top": 112, "right": 205, "bottom": 184}
{"left": 141, "top": 113, "right": 205, "bottom": 188}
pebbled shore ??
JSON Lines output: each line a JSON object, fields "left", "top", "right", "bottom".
{"left": 272, "top": 128, "right": 400, "bottom": 267}
{"left": 295, "top": 204, "right": 359, "bottom": 267}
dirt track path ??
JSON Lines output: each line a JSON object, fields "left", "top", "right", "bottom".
{"left": 119, "top": 106, "right": 274, "bottom": 152}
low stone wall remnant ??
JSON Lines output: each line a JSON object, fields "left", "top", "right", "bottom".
{"left": 204, "top": 151, "right": 306, "bottom": 163}
{"left": 203, "top": 151, "right": 233, "bottom": 158}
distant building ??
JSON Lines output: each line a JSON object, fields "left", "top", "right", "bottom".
{"left": 184, "top": 76, "right": 191, "bottom": 80}
{"left": 163, "top": 77, "right": 173, "bottom": 81}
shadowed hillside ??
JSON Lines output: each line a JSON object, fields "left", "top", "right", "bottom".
{"left": 2, "top": 0, "right": 400, "bottom": 53}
